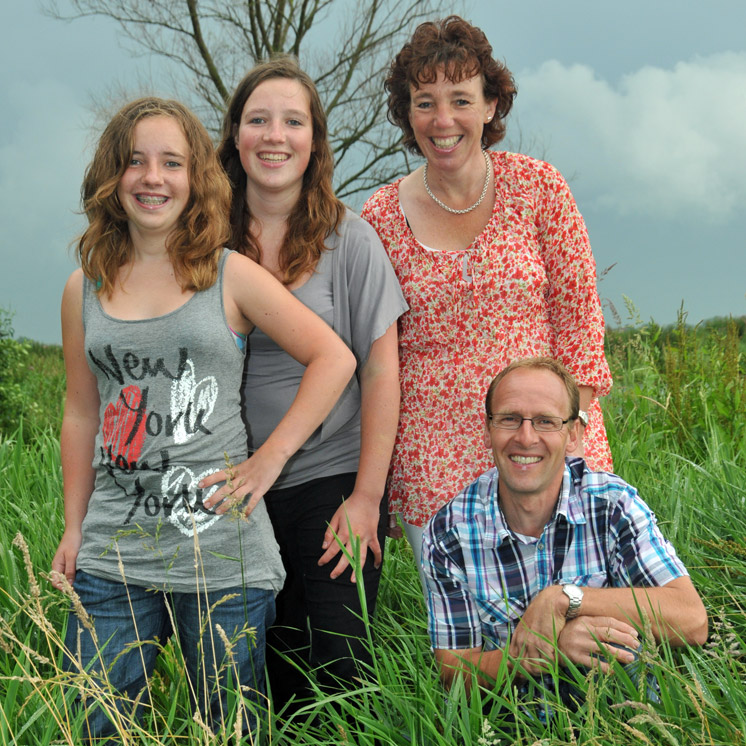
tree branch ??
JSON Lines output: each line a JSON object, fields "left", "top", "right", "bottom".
{"left": 45, "top": 0, "right": 455, "bottom": 195}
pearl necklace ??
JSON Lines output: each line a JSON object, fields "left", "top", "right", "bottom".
{"left": 423, "top": 150, "right": 491, "bottom": 215}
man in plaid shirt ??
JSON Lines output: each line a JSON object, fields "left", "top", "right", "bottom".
{"left": 423, "top": 357, "right": 707, "bottom": 690}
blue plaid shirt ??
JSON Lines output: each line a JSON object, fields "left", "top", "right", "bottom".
{"left": 423, "top": 458, "right": 688, "bottom": 651}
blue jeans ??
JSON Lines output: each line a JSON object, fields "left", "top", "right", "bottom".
{"left": 63, "top": 570, "right": 274, "bottom": 741}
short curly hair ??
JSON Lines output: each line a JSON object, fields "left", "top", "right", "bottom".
{"left": 386, "top": 15, "right": 517, "bottom": 155}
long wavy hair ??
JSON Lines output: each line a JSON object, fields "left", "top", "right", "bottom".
{"left": 217, "top": 56, "right": 345, "bottom": 285}
{"left": 78, "top": 97, "right": 231, "bottom": 295}
{"left": 386, "top": 15, "right": 517, "bottom": 155}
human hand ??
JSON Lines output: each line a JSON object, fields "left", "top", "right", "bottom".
{"left": 387, "top": 512, "right": 403, "bottom": 539}
{"left": 318, "top": 491, "right": 383, "bottom": 582}
{"left": 508, "top": 586, "right": 567, "bottom": 675}
{"left": 558, "top": 616, "right": 639, "bottom": 672}
{"left": 50, "top": 529, "right": 82, "bottom": 590}
{"left": 199, "top": 448, "right": 286, "bottom": 518}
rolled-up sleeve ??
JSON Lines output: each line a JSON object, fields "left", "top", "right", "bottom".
{"left": 607, "top": 484, "right": 688, "bottom": 587}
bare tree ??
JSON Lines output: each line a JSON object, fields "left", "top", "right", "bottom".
{"left": 45, "top": 0, "right": 452, "bottom": 202}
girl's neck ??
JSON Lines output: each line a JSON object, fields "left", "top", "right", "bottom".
{"left": 127, "top": 227, "right": 171, "bottom": 262}
{"left": 245, "top": 180, "right": 301, "bottom": 225}
{"left": 245, "top": 182, "right": 300, "bottom": 274}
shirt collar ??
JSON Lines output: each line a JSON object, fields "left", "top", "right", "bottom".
{"left": 487, "top": 473, "right": 512, "bottom": 545}
{"left": 559, "top": 461, "right": 587, "bottom": 526}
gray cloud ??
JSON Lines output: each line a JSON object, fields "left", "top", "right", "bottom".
{"left": 515, "top": 52, "right": 746, "bottom": 221}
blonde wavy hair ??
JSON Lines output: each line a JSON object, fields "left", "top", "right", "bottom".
{"left": 217, "top": 56, "right": 345, "bottom": 285}
{"left": 78, "top": 97, "right": 231, "bottom": 295}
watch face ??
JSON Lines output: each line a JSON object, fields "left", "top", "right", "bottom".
{"left": 563, "top": 583, "right": 583, "bottom": 618}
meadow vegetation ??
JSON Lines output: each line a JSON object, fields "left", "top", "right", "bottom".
{"left": 1, "top": 309, "right": 744, "bottom": 744}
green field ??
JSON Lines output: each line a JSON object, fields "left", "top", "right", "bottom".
{"left": 1, "top": 314, "right": 744, "bottom": 744}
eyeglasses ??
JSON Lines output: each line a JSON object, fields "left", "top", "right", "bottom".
{"left": 488, "top": 413, "right": 573, "bottom": 432}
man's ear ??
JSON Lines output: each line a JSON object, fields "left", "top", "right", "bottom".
{"left": 483, "top": 416, "right": 492, "bottom": 450}
{"left": 565, "top": 418, "right": 581, "bottom": 454}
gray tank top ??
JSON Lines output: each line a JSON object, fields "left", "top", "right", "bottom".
{"left": 76, "top": 250, "right": 284, "bottom": 594}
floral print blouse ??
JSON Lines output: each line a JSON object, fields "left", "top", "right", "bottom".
{"left": 362, "top": 151, "right": 613, "bottom": 527}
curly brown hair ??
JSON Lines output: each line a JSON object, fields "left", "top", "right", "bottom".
{"left": 386, "top": 15, "right": 517, "bottom": 155}
{"left": 77, "top": 97, "right": 231, "bottom": 296}
{"left": 217, "top": 55, "right": 345, "bottom": 286}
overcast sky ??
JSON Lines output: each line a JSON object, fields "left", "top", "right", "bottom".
{"left": 2, "top": 1, "right": 744, "bottom": 343}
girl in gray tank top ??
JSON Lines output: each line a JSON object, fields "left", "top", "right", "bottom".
{"left": 50, "top": 97, "right": 354, "bottom": 741}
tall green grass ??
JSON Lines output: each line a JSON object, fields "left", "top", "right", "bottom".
{"left": 1, "top": 316, "right": 744, "bottom": 744}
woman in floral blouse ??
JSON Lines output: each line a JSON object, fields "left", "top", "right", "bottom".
{"left": 362, "top": 16, "right": 613, "bottom": 577}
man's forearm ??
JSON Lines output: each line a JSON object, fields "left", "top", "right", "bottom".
{"left": 573, "top": 577, "right": 707, "bottom": 645}
{"left": 434, "top": 646, "right": 508, "bottom": 692}
{"left": 508, "top": 576, "right": 706, "bottom": 676}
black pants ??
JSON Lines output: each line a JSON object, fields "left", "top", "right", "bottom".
{"left": 264, "top": 472, "right": 386, "bottom": 712}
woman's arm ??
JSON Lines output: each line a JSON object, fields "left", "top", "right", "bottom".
{"left": 51, "top": 271, "right": 101, "bottom": 589}
{"left": 537, "top": 163, "right": 612, "bottom": 399}
{"left": 201, "top": 253, "right": 356, "bottom": 515}
{"left": 318, "top": 324, "right": 399, "bottom": 581}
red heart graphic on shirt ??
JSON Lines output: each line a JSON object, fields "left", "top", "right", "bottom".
{"left": 102, "top": 385, "right": 146, "bottom": 465}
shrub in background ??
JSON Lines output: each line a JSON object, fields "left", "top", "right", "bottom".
{"left": 0, "top": 308, "right": 37, "bottom": 436}
{"left": 605, "top": 305, "right": 746, "bottom": 464}
{"left": 0, "top": 308, "right": 65, "bottom": 439}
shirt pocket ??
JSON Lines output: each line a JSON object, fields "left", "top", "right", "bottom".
{"left": 477, "top": 595, "right": 525, "bottom": 630}
{"left": 560, "top": 572, "right": 608, "bottom": 588}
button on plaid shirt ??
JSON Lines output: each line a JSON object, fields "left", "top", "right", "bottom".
{"left": 423, "top": 458, "right": 688, "bottom": 651}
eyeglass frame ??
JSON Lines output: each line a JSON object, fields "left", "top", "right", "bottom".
{"left": 487, "top": 412, "right": 577, "bottom": 432}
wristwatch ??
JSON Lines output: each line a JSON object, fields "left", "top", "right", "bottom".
{"left": 577, "top": 410, "right": 589, "bottom": 427}
{"left": 561, "top": 583, "right": 583, "bottom": 620}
